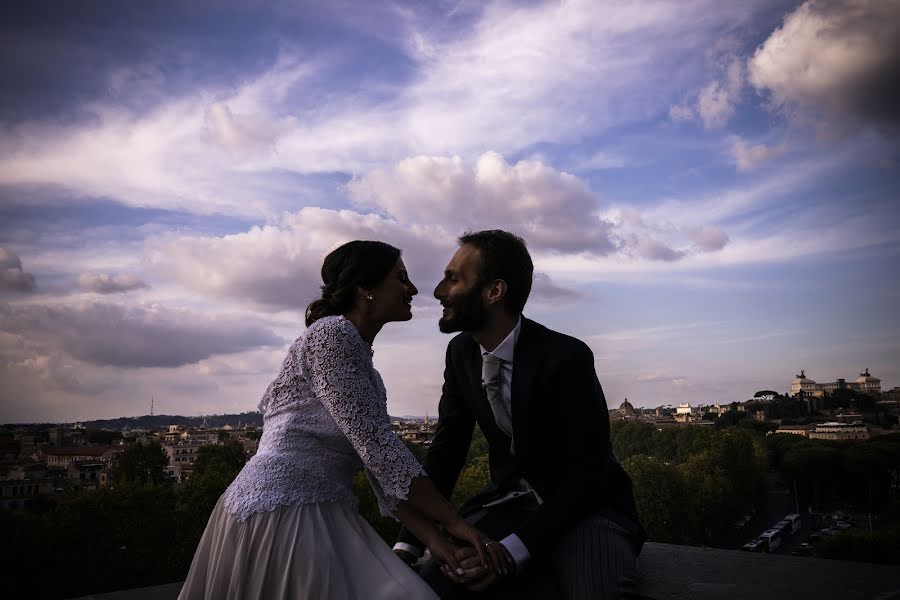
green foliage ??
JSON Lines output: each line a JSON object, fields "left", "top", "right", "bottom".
{"left": 2, "top": 483, "right": 182, "bottom": 599}
{"left": 614, "top": 422, "right": 767, "bottom": 544}
{"left": 350, "top": 438, "right": 430, "bottom": 544}
{"left": 715, "top": 409, "right": 749, "bottom": 429}
{"left": 352, "top": 470, "right": 402, "bottom": 544}
{"left": 86, "top": 429, "right": 123, "bottom": 445}
{"left": 114, "top": 441, "right": 168, "bottom": 485}
{"left": 623, "top": 455, "right": 693, "bottom": 543}
{"left": 611, "top": 421, "right": 656, "bottom": 460}
{"left": 737, "top": 419, "right": 778, "bottom": 435}
{"left": 466, "top": 425, "right": 489, "bottom": 462}
{"left": 816, "top": 528, "right": 900, "bottom": 565}
{"left": 451, "top": 455, "right": 491, "bottom": 508}
{"left": 174, "top": 442, "right": 247, "bottom": 566}
{"left": 766, "top": 432, "right": 900, "bottom": 512}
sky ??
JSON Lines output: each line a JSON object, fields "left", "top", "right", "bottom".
{"left": 1, "top": 0, "right": 898, "bottom": 423}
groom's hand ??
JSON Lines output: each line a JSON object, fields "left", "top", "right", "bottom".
{"left": 453, "top": 546, "right": 512, "bottom": 592}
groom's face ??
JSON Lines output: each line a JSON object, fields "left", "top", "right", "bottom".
{"left": 434, "top": 244, "right": 488, "bottom": 333}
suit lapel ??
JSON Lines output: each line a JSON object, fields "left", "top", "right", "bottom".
{"left": 511, "top": 317, "right": 540, "bottom": 454}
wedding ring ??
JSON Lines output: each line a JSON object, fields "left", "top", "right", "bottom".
{"left": 484, "top": 541, "right": 493, "bottom": 547}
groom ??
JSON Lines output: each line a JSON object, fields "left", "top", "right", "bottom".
{"left": 394, "top": 230, "right": 644, "bottom": 599}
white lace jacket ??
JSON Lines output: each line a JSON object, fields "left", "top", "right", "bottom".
{"left": 222, "top": 315, "right": 425, "bottom": 522}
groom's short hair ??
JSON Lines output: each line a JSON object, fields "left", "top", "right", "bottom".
{"left": 459, "top": 229, "right": 534, "bottom": 315}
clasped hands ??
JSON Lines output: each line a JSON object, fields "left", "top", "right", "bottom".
{"left": 429, "top": 517, "right": 516, "bottom": 592}
{"left": 440, "top": 544, "right": 514, "bottom": 591}
{"left": 397, "top": 517, "right": 516, "bottom": 592}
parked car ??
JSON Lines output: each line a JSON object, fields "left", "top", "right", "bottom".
{"left": 791, "top": 543, "right": 815, "bottom": 557}
{"left": 741, "top": 538, "right": 765, "bottom": 552}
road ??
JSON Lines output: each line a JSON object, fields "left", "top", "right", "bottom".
{"left": 725, "top": 472, "right": 812, "bottom": 554}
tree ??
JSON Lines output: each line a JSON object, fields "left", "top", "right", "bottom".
{"left": 624, "top": 455, "right": 694, "bottom": 543}
{"left": 114, "top": 441, "right": 168, "bottom": 485}
{"left": 451, "top": 455, "right": 491, "bottom": 508}
{"left": 352, "top": 470, "right": 401, "bottom": 544}
{"left": 190, "top": 441, "right": 246, "bottom": 488}
{"left": 611, "top": 421, "right": 655, "bottom": 460}
{"left": 87, "top": 429, "right": 123, "bottom": 445}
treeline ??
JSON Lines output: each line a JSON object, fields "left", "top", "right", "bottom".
{"left": 767, "top": 431, "right": 900, "bottom": 514}
{"left": 1, "top": 441, "right": 247, "bottom": 599}
{"left": 6, "top": 424, "right": 899, "bottom": 597}
{"left": 611, "top": 421, "right": 768, "bottom": 544}
{"left": 775, "top": 429, "right": 900, "bottom": 566}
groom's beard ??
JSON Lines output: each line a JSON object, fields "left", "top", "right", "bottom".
{"left": 438, "top": 284, "right": 487, "bottom": 333}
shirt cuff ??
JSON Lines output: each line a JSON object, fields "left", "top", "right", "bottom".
{"left": 392, "top": 542, "right": 424, "bottom": 558}
{"left": 500, "top": 534, "right": 530, "bottom": 573}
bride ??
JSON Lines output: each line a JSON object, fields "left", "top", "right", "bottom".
{"left": 178, "top": 240, "right": 512, "bottom": 599}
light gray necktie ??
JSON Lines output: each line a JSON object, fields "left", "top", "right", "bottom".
{"left": 481, "top": 353, "right": 513, "bottom": 440}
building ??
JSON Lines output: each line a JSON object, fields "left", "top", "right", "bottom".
{"left": 67, "top": 461, "right": 110, "bottom": 489}
{"left": 165, "top": 441, "right": 206, "bottom": 471}
{"left": 790, "top": 369, "right": 882, "bottom": 398}
{"left": 807, "top": 422, "right": 869, "bottom": 441}
{"left": 883, "top": 387, "right": 900, "bottom": 402}
{"left": 0, "top": 479, "right": 55, "bottom": 510}
{"left": 773, "top": 425, "right": 811, "bottom": 437}
{"left": 44, "top": 446, "right": 118, "bottom": 469}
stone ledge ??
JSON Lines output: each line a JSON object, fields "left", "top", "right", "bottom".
{"left": 635, "top": 543, "right": 900, "bottom": 600}
{"left": 74, "top": 543, "right": 900, "bottom": 599}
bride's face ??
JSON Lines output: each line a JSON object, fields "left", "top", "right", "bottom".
{"left": 368, "top": 258, "right": 418, "bottom": 323}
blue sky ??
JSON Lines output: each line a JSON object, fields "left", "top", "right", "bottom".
{"left": 1, "top": 0, "right": 898, "bottom": 422}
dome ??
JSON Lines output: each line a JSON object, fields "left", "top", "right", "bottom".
{"left": 619, "top": 398, "right": 636, "bottom": 415}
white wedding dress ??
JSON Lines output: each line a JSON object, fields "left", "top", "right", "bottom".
{"left": 178, "top": 316, "right": 438, "bottom": 600}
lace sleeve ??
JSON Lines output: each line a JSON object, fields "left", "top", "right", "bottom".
{"left": 304, "top": 317, "right": 426, "bottom": 516}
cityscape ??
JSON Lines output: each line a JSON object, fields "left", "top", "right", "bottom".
{"left": 2, "top": 365, "right": 899, "bottom": 597}
{"left": 1, "top": 0, "right": 899, "bottom": 597}
{"left": 3, "top": 368, "right": 897, "bottom": 509}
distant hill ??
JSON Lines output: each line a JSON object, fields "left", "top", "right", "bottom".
{"left": 3, "top": 411, "right": 426, "bottom": 431}
{"left": 80, "top": 412, "right": 264, "bottom": 430}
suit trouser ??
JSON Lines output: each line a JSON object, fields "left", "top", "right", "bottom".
{"left": 420, "top": 499, "right": 642, "bottom": 600}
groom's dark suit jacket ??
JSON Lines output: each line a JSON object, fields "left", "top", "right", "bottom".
{"left": 398, "top": 317, "right": 642, "bottom": 560}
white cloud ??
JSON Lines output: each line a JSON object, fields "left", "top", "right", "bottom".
{"left": 696, "top": 59, "right": 744, "bottom": 129}
{"left": 0, "top": 1, "right": 765, "bottom": 217}
{"left": 0, "top": 248, "right": 36, "bottom": 292}
{"left": 153, "top": 207, "right": 454, "bottom": 310}
{"left": 574, "top": 151, "right": 629, "bottom": 171}
{"left": 636, "top": 372, "right": 688, "bottom": 385}
{"left": 749, "top": 0, "right": 900, "bottom": 125}
{"left": 348, "top": 152, "right": 617, "bottom": 254}
{"left": 0, "top": 301, "right": 283, "bottom": 368}
{"left": 530, "top": 272, "right": 587, "bottom": 303}
{"left": 730, "top": 138, "right": 789, "bottom": 172}
{"left": 688, "top": 225, "right": 730, "bottom": 252}
{"left": 669, "top": 104, "right": 695, "bottom": 122}
{"left": 634, "top": 237, "right": 685, "bottom": 262}
{"left": 76, "top": 272, "right": 148, "bottom": 294}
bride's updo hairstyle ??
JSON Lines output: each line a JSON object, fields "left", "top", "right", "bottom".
{"left": 305, "top": 240, "right": 402, "bottom": 327}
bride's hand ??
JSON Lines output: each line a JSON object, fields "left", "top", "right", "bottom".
{"left": 425, "top": 536, "right": 465, "bottom": 582}
{"left": 445, "top": 517, "right": 515, "bottom": 576}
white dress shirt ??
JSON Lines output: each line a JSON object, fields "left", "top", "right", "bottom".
{"left": 394, "top": 318, "right": 533, "bottom": 572}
